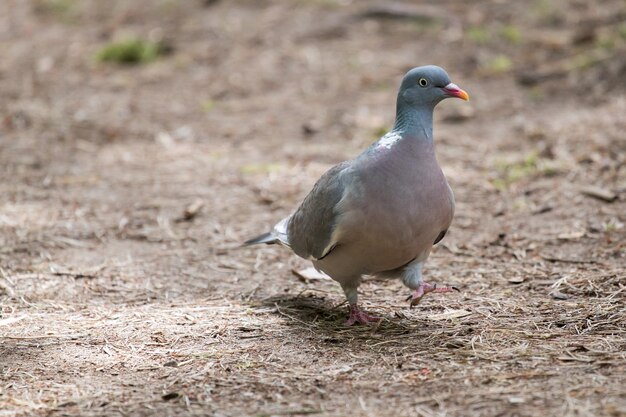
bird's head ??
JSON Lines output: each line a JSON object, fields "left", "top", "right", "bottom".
{"left": 398, "top": 65, "right": 469, "bottom": 108}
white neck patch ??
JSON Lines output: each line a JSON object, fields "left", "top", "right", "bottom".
{"left": 376, "top": 131, "right": 402, "bottom": 150}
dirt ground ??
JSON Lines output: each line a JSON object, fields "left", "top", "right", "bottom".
{"left": 1, "top": 1, "right": 625, "bottom": 416}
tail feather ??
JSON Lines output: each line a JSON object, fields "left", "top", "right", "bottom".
{"left": 243, "top": 232, "right": 278, "bottom": 246}
{"left": 244, "top": 216, "right": 291, "bottom": 248}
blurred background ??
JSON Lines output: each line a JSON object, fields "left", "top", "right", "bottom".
{"left": 1, "top": 1, "right": 625, "bottom": 416}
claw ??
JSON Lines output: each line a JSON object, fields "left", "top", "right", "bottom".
{"left": 407, "top": 282, "right": 459, "bottom": 308}
{"left": 345, "top": 304, "right": 380, "bottom": 326}
{"left": 409, "top": 295, "right": 423, "bottom": 308}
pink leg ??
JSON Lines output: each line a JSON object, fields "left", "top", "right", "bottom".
{"left": 345, "top": 304, "right": 381, "bottom": 326}
{"left": 408, "top": 282, "right": 459, "bottom": 308}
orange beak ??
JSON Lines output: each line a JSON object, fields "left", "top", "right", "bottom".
{"left": 442, "top": 82, "right": 469, "bottom": 101}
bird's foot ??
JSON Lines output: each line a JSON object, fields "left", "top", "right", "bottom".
{"left": 406, "top": 282, "right": 460, "bottom": 308}
{"left": 345, "top": 304, "right": 381, "bottom": 326}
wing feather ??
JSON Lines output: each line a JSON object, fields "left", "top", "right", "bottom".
{"left": 287, "top": 161, "right": 351, "bottom": 260}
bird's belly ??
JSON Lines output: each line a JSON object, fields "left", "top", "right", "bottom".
{"left": 313, "top": 225, "right": 430, "bottom": 282}
{"left": 355, "top": 179, "right": 454, "bottom": 272}
{"left": 361, "top": 215, "right": 439, "bottom": 270}
{"left": 316, "top": 196, "right": 452, "bottom": 280}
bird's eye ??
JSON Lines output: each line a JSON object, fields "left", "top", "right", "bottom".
{"left": 418, "top": 78, "right": 428, "bottom": 87}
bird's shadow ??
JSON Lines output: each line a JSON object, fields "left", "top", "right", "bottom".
{"left": 255, "top": 293, "right": 345, "bottom": 324}
{"left": 251, "top": 292, "right": 441, "bottom": 342}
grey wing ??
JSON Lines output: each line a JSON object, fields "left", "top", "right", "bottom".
{"left": 288, "top": 161, "right": 351, "bottom": 260}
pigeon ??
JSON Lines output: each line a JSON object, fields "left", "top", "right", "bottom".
{"left": 245, "top": 65, "right": 469, "bottom": 325}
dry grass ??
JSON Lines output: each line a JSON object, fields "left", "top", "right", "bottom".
{"left": 1, "top": 1, "right": 625, "bottom": 416}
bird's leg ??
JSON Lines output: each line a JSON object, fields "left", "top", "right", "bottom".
{"left": 401, "top": 261, "right": 459, "bottom": 308}
{"left": 342, "top": 283, "right": 380, "bottom": 326}
{"left": 407, "top": 282, "right": 460, "bottom": 308}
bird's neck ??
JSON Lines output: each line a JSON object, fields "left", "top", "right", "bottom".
{"left": 392, "top": 103, "right": 434, "bottom": 143}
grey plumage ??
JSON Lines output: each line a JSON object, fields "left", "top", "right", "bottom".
{"left": 245, "top": 65, "right": 469, "bottom": 325}
{"left": 288, "top": 161, "right": 351, "bottom": 260}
